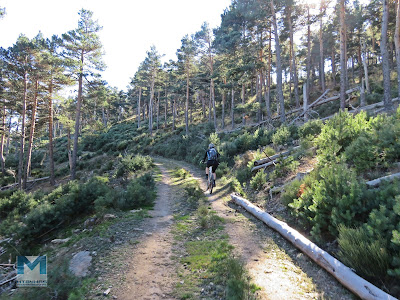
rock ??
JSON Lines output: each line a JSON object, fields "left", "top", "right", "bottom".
{"left": 73, "top": 229, "right": 81, "bottom": 234}
{"left": 103, "top": 214, "right": 117, "bottom": 221}
{"left": 130, "top": 208, "right": 142, "bottom": 213}
{"left": 51, "top": 238, "right": 70, "bottom": 244}
{"left": 69, "top": 251, "right": 92, "bottom": 277}
{"left": 84, "top": 217, "right": 97, "bottom": 228}
{"left": 103, "top": 288, "right": 111, "bottom": 296}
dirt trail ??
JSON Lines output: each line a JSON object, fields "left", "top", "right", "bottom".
{"left": 111, "top": 159, "right": 353, "bottom": 299}
{"left": 168, "top": 159, "right": 353, "bottom": 300}
{"left": 115, "top": 163, "right": 177, "bottom": 300}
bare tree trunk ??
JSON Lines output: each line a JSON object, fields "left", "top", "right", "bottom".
{"left": 173, "top": 98, "right": 176, "bottom": 130}
{"left": 149, "top": 73, "right": 155, "bottom": 136}
{"left": 157, "top": 91, "right": 160, "bottom": 130}
{"left": 288, "top": 12, "right": 299, "bottom": 107}
{"left": 271, "top": 0, "right": 285, "bottom": 123}
{"left": 242, "top": 83, "right": 245, "bottom": 124}
{"left": 266, "top": 30, "right": 272, "bottom": 118}
{"left": 339, "top": 0, "right": 346, "bottom": 111}
{"left": 164, "top": 87, "right": 167, "bottom": 128}
{"left": 381, "top": 0, "right": 393, "bottom": 111}
{"left": 331, "top": 50, "right": 336, "bottom": 87}
{"left": 319, "top": 1, "right": 326, "bottom": 91}
{"left": 231, "top": 87, "right": 235, "bottom": 130}
{"left": 48, "top": 80, "right": 55, "bottom": 186}
{"left": 257, "top": 73, "right": 262, "bottom": 122}
{"left": 221, "top": 90, "right": 225, "bottom": 129}
{"left": 0, "top": 99, "right": 6, "bottom": 175}
{"left": 23, "top": 79, "right": 39, "bottom": 189}
{"left": 212, "top": 79, "right": 217, "bottom": 130}
{"left": 361, "top": 40, "right": 370, "bottom": 94}
{"left": 71, "top": 50, "right": 84, "bottom": 180}
{"left": 395, "top": 0, "right": 400, "bottom": 98}
{"left": 18, "top": 71, "right": 28, "bottom": 189}
{"left": 137, "top": 87, "right": 141, "bottom": 128}
{"left": 185, "top": 73, "right": 189, "bottom": 135}
{"left": 201, "top": 90, "right": 205, "bottom": 118}
{"left": 306, "top": 6, "right": 312, "bottom": 99}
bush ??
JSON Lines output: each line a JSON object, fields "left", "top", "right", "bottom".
{"left": 116, "top": 173, "right": 156, "bottom": 210}
{"left": 0, "top": 190, "right": 37, "bottom": 219}
{"left": 115, "top": 154, "right": 153, "bottom": 178}
{"left": 338, "top": 225, "right": 390, "bottom": 280}
{"left": 272, "top": 126, "right": 291, "bottom": 147}
{"left": 289, "top": 163, "right": 367, "bottom": 240}
{"left": 250, "top": 171, "right": 267, "bottom": 191}
{"left": 316, "top": 110, "right": 370, "bottom": 164}
{"left": 281, "top": 179, "right": 302, "bottom": 206}
{"left": 299, "top": 119, "right": 323, "bottom": 139}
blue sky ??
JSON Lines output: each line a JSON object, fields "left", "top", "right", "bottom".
{"left": 0, "top": 0, "right": 231, "bottom": 91}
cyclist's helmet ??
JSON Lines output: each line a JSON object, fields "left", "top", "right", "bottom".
{"left": 209, "top": 143, "right": 215, "bottom": 149}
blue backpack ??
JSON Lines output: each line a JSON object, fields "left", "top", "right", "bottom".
{"left": 207, "top": 148, "right": 218, "bottom": 161}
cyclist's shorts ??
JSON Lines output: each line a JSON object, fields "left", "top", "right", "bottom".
{"left": 207, "top": 160, "right": 219, "bottom": 173}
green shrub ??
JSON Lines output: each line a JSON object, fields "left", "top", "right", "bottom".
{"left": 289, "top": 163, "right": 367, "bottom": 240}
{"left": 271, "top": 156, "right": 299, "bottom": 181}
{"left": 250, "top": 171, "right": 267, "bottom": 191}
{"left": 338, "top": 225, "right": 390, "bottom": 280}
{"left": 281, "top": 179, "right": 302, "bottom": 206}
{"left": 116, "top": 173, "right": 156, "bottom": 210}
{"left": 299, "top": 119, "right": 323, "bottom": 139}
{"left": 0, "top": 190, "right": 37, "bottom": 219}
{"left": 316, "top": 110, "right": 370, "bottom": 164}
{"left": 115, "top": 154, "right": 153, "bottom": 178}
{"left": 272, "top": 125, "right": 291, "bottom": 146}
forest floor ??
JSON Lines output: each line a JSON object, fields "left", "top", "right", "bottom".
{"left": 85, "top": 159, "right": 355, "bottom": 300}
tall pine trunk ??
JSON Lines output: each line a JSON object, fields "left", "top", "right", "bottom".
{"left": 339, "top": 0, "right": 346, "bottom": 111}
{"left": 71, "top": 50, "right": 84, "bottom": 180}
{"left": 271, "top": 0, "right": 285, "bottom": 123}
{"left": 395, "top": 0, "right": 400, "bottom": 98}
{"left": 319, "top": 1, "right": 326, "bottom": 91}
{"left": 306, "top": 6, "right": 312, "bottom": 99}
{"left": 381, "top": 0, "right": 393, "bottom": 111}
{"left": 0, "top": 100, "right": 6, "bottom": 175}
{"left": 231, "top": 87, "right": 235, "bottom": 130}
{"left": 288, "top": 11, "right": 299, "bottom": 107}
{"left": 361, "top": 40, "right": 370, "bottom": 94}
{"left": 221, "top": 90, "right": 225, "bottom": 129}
{"left": 137, "top": 87, "right": 141, "bottom": 128}
{"left": 266, "top": 29, "right": 272, "bottom": 118}
{"left": 23, "top": 79, "right": 39, "bottom": 189}
{"left": 48, "top": 80, "right": 55, "bottom": 186}
{"left": 18, "top": 70, "right": 28, "bottom": 189}
{"left": 242, "top": 83, "right": 245, "bottom": 124}
{"left": 185, "top": 72, "right": 189, "bottom": 135}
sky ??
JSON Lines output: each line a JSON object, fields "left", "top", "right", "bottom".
{"left": 0, "top": 0, "right": 231, "bottom": 92}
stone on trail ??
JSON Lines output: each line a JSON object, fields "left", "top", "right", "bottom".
{"left": 69, "top": 251, "right": 92, "bottom": 277}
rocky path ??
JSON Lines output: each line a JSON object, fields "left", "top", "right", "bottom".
{"left": 104, "top": 159, "right": 353, "bottom": 299}
{"left": 115, "top": 163, "right": 177, "bottom": 300}
{"left": 168, "top": 159, "right": 353, "bottom": 300}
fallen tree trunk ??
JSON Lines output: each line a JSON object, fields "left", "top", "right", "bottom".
{"left": 251, "top": 156, "right": 288, "bottom": 172}
{"left": 0, "top": 176, "right": 50, "bottom": 191}
{"left": 366, "top": 172, "right": 400, "bottom": 188}
{"left": 230, "top": 194, "right": 398, "bottom": 300}
{"left": 254, "top": 146, "right": 300, "bottom": 166}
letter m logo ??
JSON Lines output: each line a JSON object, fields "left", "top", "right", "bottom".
{"left": 17, "top": 256, "right": 46, "bottom": 275}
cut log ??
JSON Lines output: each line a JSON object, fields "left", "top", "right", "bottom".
{"left": 254, "top": 146, "right": 300, "bottom": 166}
{"left": 366, "top": 172, "right": 400, "bottom": 188}
{"left": 0, "top": 176, "right": 50, "bottom": 191}
{"left": 230, "top": 194, "right": 398, "bottom": 300}
{"left": 251, "top": 156, "right": 288, "bottom": 172}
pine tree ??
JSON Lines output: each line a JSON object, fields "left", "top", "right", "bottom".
{"left": 62, "top": 9, "right": 105, "bottom": 180}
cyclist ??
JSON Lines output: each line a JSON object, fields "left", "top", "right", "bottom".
{"left": 202, "top": 143, "right": 219, "bottom": 187}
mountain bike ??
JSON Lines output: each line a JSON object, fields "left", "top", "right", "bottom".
{"left": 203, "top": 162, "right": 215, "bottom": 194}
